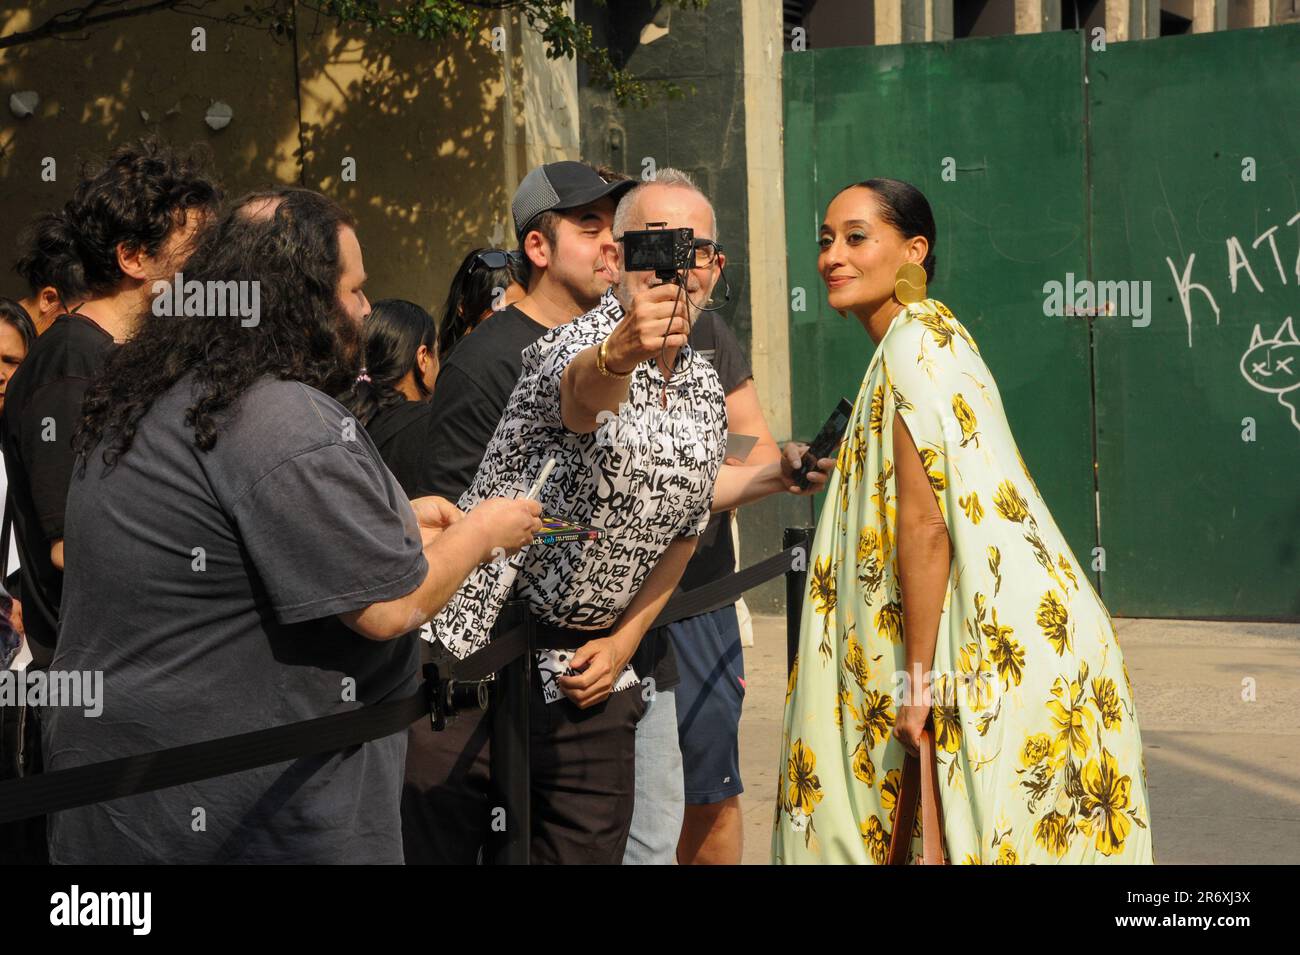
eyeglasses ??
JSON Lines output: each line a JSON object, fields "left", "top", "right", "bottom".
{"left": 690, "top": 239, "right": 723, "bottom": 269}
{"left": 610, "top": 236, "right": 724, "bottom": 271}
{"left": 471, "top": 249, "right": 520, "bottom": 272}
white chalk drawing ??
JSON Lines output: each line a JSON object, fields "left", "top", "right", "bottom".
{"left": 1240, "top": 316, "right": 1300, "bottom": 432}
{"left": 1166, "top": 210, "right": 1299, "bottom": 348}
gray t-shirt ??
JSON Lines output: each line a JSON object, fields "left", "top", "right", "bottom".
{"left": 45, "top": 374, "right": 427, "bottom": 863}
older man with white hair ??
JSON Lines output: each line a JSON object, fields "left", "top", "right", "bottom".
{"left": 427, "top": 168, "right": 732, "bottom": 863}
{"left": 603, "top": 174, "right": 836, "bottom": 865}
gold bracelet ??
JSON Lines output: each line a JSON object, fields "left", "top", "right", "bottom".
{"left": 597, "top": 338, "right": 632, "bottom": 379}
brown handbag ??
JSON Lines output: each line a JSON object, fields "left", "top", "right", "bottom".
{"left": 886, "top": 727, "right": 949, "bottom": 865}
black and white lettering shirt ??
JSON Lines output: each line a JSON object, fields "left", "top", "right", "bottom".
{"left": 431, "top": 290, "right": 727, "bottom": 702}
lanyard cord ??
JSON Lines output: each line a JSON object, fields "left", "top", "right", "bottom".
{"left": 657, "top": 268, "right": 698, "bottom": 406}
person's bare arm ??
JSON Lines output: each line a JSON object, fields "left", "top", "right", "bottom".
{"left": 560, "top": 284, "right": 691, "bottom": 434}
{"left": 723, "top": 379, "right": 781, "bottom": 466}
{"left": 709, "top": 443, "right": 836, "bottom": 512}
{"left": 708, "top": 380, "right": 847, "bottom": 511}
{"left": 559, "top": 345, "right": 634, "bottom": 435}
{"left": 50, "top": 540, "right": 64, "bottom": 571}
{"left": 891, "top": 412, "right": 952, "bottom": 755}
{"left": 705, "top": 377, "right": 798, "bottom": 512}
{"left": 339, "top": 498, "right": 541, "bottom": 641}
{"left": 558, "top": 534, "right": 699, "bottom": 708}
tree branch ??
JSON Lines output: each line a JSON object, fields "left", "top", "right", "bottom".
{"left": 0, "top": 0, "right": 189, "bottom": 50}
{"left": 0, "top": 0, "right": 710, "bottom": 107}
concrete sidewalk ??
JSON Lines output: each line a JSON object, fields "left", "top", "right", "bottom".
{"left": 737, "top": 614, "right": 1300, "bottom": 865}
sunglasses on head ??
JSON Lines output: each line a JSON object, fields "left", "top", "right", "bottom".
{"left": 471, "top": 249, "right": 520, "bottom": 272}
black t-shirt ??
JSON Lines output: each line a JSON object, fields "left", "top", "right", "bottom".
{"left": 416, "top": 303, "right": 680, "bottom": 691}
{"left": 675, "top": 311, "right": 753, "bottom": 594}
{"left": 45, "top": 374, "right": 427, "bottom": 863}
{"left": 0, "top": 313, "right": 116, "bottom": 667}
{"left": 415, "top": 305, "right": 550, "bottom": 502}
{"left": 365, "top": 399, "right": 434, "bottom": 497}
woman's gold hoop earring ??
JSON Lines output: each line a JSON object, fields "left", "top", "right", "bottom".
{"left": 894, "top": 262, "right": 927, "bottom": 305}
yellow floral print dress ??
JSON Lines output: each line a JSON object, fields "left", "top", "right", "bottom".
{"left": 773, "top": 300, "right": 1153, "bottom": 865}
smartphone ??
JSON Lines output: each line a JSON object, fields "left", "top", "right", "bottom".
{"left": 794, "top": 398, "right": 854, "bottom": 488}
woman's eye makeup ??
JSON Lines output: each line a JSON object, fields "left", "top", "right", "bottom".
{"left": 818, "top": 230, "right": 868, "bottom": 248}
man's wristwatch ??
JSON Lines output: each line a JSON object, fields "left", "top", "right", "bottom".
{"left": 597, "top": 337, "right": 633, "bottom": 379}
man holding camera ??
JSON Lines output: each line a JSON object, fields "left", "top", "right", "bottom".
{"left": 403, "top": 160, "right": 644, "bottom": 864}
{"left": 426, "top": 169, "right": 728, "bottom": 864}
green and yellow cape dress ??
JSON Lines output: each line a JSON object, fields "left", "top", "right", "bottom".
{"left": 774, "top": 300, "right": 1153, "bottom": 865}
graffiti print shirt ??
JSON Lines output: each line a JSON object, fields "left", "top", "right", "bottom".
{"left": 430, "top": 290, "right": 727, "bottom": 703}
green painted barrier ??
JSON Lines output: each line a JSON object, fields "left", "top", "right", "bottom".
{"left": 784, "top": 25, "right": 1300, "bottom": 619}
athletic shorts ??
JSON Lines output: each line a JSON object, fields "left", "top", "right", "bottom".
{"left": 668, "top": 604, "right": 745, "bottom": 805}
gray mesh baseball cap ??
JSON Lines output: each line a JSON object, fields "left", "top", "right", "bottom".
{"left": 512, "top": 162, "right": 634, "bottom": 240}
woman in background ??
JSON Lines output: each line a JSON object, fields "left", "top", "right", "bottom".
{"left": 0, "top": 297, "right": 37, "bottom": 418}
{"left": 775, "top": 178, "right": 1152, "bottom": 865}
{"left": 0, "top": 297, "right": 36, "bottom": 660}
{"left": 339, "top": 298, "right": 439, "bottom": 495}
{"left": 436, "top": 248, "right": 526, "bottom": 360}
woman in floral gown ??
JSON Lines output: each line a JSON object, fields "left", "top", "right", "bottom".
{"left": 774, "top": 179, "right": 1153, "bottom": 864}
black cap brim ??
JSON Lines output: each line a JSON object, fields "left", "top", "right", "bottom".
{"left": 552, "top": 176, "right": 636, "bottom": 213}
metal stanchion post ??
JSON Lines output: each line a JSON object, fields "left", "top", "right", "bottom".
{"left": 783, "top": 527, "right": 812, "bottom": 675}
{"left": 488, "top": 599, "right": 531, "bottom": 865}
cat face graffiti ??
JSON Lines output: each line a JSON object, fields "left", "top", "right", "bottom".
{"left": 1240, "top": 316, "right": 1300, "bottom": 396}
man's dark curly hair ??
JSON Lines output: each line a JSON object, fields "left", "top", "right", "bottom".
{"left": 55, "top": 137, "right": 220, "bottom": 297}
{"left": 75, "top": 187, "right": 360, "bottom": 471}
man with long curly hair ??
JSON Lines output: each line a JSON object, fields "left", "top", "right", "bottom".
{"left": 0, "top": 139, "right": 220, "bottom": 864}
{"left": 42, "top": 187, "right": 540, "bottom": 863}
{"left": 2, "top": 137, "right": 220, "bottom": 673}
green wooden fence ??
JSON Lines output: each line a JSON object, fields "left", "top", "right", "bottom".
{"left": 784, "top": 25, "right": 1300, "bottom": 619}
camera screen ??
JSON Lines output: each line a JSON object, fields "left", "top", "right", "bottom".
{"left": 624, "top": 231, "right": 677, "bottom": 271}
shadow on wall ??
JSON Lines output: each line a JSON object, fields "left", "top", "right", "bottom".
{"left": 294, "top": 4, "right": 511, "bottom": 309}
{"left": 0, "top": 0, "right": 303, "bottom": 287}
{"left": 0, "top": 0, "right": 510, "bottom": 313}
